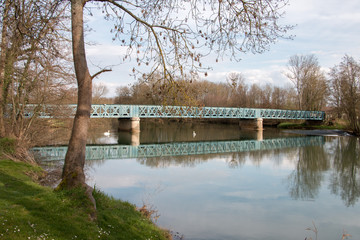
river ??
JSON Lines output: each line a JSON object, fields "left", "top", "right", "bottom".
{"left": 37, "top": 120, "right": 360, "bottom": 240}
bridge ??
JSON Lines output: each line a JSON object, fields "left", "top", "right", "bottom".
{"left": 31, "top": 136, "right": 324, "bottom": 161}
{"left": 29, "top": 104, "right": 325, "bottom": 131}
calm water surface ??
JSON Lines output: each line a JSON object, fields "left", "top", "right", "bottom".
{"left": 60, "top": 121, "right": 360, "bottom": 239}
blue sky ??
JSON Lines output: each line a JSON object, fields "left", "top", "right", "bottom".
{"left": 85, "top": 0, "right": 360, "bottom": 97}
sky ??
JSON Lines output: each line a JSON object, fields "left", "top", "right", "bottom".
{"left": 85, "top": 0, "right": 360, "bottom": 97}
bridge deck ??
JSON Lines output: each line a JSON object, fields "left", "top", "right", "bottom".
{"left": 31, "top": 104, "right": 325, "bottom": 120}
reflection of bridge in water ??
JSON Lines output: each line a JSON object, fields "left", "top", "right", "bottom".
{"left": 32, "top": 136, "right": 324, "bottom": 161}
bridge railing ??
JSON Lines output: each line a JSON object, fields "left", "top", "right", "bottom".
{"left": 23, "top": 104, "right": 325, "bottom": 120}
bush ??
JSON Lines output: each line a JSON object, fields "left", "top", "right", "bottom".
{"left": 0, "top": 138, "right": 16, "bottom": 156}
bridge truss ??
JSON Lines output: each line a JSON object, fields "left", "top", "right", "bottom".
{"left": 29, "top": 104, "right": 325, "bottom": 120}
{"left": 32, "top": 136, "right": 324, "bottom": 161}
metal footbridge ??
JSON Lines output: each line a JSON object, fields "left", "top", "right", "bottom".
{"left": 32, "top": 136, "right": 324, "bottom": 161}
{"left": 30, "top": 104, "right": 324, "bottom": 120}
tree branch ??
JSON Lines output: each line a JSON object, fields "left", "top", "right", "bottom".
{"left": 91, "top": 68, "right": 112, "bottom": 80}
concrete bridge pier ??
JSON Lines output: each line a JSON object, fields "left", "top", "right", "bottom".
{"left": 118, "top": 117, "right": 140, "bottom": 132}
{"left": 239, "top": 118, "right": 263, "bottom": 131}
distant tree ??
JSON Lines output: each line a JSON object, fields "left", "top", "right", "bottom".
{"left": 271, "top": 86, "right": 287, "bottom": 109}
{"left": 226, "top": 72, "right": 247, "bottom": 107}
{"left": 285, "top": 54, "right": 328, "bottom": 111}
{"left": 259, "top": 84, "right": 272, "bottom": 108}
{"left": 92, "top": 82, "right": 109, "bottom": 104}
{"left": 247, "top": 83, "right": 262, "bottom": 107}
{"left": 115, "top": 86, "right": 133, "bottom": 104}
{"left": 62, "top": 0, "right": 294, "bottom": 215}
{"left": 329, "top": 55, "right": 360, "bottom": 134}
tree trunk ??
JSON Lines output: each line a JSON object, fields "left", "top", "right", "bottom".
{"left": 0, "top": 0, "right": 10, "bottom": 137}
{"left": 59, "top": 0, "right": 96, "bottom": 218}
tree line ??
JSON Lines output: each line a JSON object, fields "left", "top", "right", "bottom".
{"left": 115, "top": 71, "right": 298, "bottom": 109}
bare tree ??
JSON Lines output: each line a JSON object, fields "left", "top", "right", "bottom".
{"left": 92, "top": 82, "right": 109, "bottom": 103}
{"left": 271, "top": 86, "right": 287, "bottom": 109}
{"left": 61, "top": 0, "right": 293, "bottom": 216}
{"left": 329, "top": 55, "right": 360, "bottom": 134}
{"left": 226, "top": 72, "right": 247, "bottom": 107}
{"left": 0, "top": 0, "right": 73, "bottom": 141}
{"left": 285, "top": 54, "right": 328, "bottom": 111}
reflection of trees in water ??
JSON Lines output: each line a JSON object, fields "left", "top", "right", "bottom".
{"left": 329, "top": 137, "right": 360, "bottom": 207}
{"left": 136, "top": 147, "right": 301, "bottom": 169}
{"left": 226, "top": 153, "right": 246, "bottom": 169}
{"left": 137, "top": 155, "right": 210, "bottom": 168}
{"left": 287, "top": 146, "right": 329, "bottom": 201}
{"left": 139, "top": 120, "right": 255, "bottom": 144}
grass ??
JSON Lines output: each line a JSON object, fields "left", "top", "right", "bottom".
{"left": 0, "top": 138, "right": 171, "bottom": 240}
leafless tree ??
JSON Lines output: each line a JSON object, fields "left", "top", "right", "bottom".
{"left": 0, "top": 0, "right": 73, "bottom": 141}
{"left": 329, "top": 55, "right": 360, "bottom": 134}
{"left": 285, "top": 54, "right": 328, "bottom": 111}
{"left": 92, "top": 82, "right": 109, "bottom": 103}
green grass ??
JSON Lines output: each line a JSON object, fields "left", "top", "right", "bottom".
{"left": 0, "top": 159, "right": 170, "bottom": 240}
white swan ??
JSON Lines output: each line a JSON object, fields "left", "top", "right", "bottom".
{"left": 104, "top": 130, "right": 110, "bottom": 137}
{"left": 192, "top": 130, "right": 196, "bottom": 138}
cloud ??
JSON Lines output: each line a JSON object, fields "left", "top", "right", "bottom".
{"left": 207, "top": 64, "right": 291, "bottom": 88}
{"left": 87, "top": 44, "right": 129, "bottom": 57}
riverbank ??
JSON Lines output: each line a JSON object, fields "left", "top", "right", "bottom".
{"left": 277, "top": 121, "right": 360, "bottom": 136}
{"left": 277, "top": 121, "right": 346, "bottom": 130}
{"left": 0, "top": 139, "right": 171, "bottom": 240}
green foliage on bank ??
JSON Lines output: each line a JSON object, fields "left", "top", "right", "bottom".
{"left": 0, "top": 144, "right": 170, "bottom": 240}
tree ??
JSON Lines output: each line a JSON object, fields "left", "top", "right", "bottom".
{"left": 92, "top": 82, "right": 109, "bottom": 103}
{"left": 226, "top": 72, "right": 247, "bottom": 107}
{"left": 271, "top": 86, "right": 287, "bottom": 109}
{"left": 0, "top": 0, "right": 73, "bottom": 141}
{"left": 60, "top": 0, "right": 293, "bottom": 216}
{"left": 329, "top": 55, "right": 360, "bottom": 134}
{"left": 285, "top": 54, "right": 328, "bottom": 111}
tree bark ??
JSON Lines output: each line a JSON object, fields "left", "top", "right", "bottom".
{"left": 59, "top": 0, "right": 96, "bottom": 219}
{"left": 59, "top": 0, "right": 96, "bottom": 212}
{"left": 0, "top": 0, "right": 10, "bottom": 137}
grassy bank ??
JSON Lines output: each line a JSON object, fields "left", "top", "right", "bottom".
{"left": 0, "top": 140, "right": 170, "bottom": 240}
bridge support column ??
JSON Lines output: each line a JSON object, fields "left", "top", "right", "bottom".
{"left": 118, "top": 117, "right": 140, "bottom": 132}
{"left": 239, "top": 118, "right": 263, "bottom": 131}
